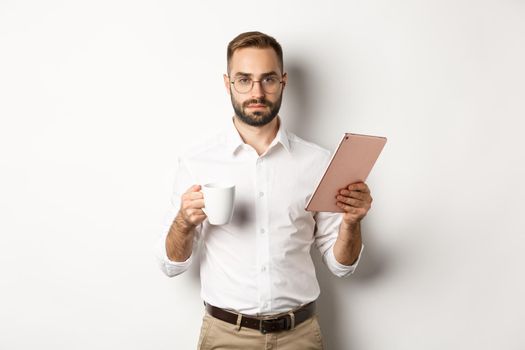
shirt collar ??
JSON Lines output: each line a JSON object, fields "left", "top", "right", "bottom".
{"left": 225, "top": 117, "right": 291, "bottom": 155}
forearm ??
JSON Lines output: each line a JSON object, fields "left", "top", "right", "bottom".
{"left": 333, "top": 221, "right": 363, "bottom": 266}
{"left": 165, "top": 211, "right": 196, "bottom": 262}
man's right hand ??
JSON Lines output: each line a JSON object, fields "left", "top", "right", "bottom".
{"left": 176, "top": 184, "right": 207, "bottom": 231}
{"left": 166, "top": 185, "right": 205, "bottom": 261}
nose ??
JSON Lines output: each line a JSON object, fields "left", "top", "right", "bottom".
{"left": 251, "top": 81, "right": 265, "bottom": 98}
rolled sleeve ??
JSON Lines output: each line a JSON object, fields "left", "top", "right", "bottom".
{"left": 324, "top": 243, "right": 364, "bottom": 277}
{"left": 156, "top": 232, "right": 195, "bottom": 277}
{"left": 313, "top": 211, "right": 364, "bottom": 277}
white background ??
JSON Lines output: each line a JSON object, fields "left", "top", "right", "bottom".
{"left": 1, "top": 1, "right": 524, "bottom": 349}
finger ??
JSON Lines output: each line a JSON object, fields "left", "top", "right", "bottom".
{"left": 346, "top": 182, "right": 369, "bottom": 193}
{"left": 185, "top": 208, "right": 206, "bottom": 219}
{"left": 337, "top": 202, "right": 369, "bottom": 218}
{"left": 339, "top": 190, "right": 369, "bottom": 201}
{"left": 346, "top": 182, "right": 368, "bottom": 192}
{"left": 184, "top": 191, "right": 204, "bottom": 200}
{"left": 336, "top": 195, "right": 365, "bottom": 208}
{"left": 190, "top": 211, "right": 206, "bottom": 219}
{"left": 187, "top": 212, "right": 206, "bottom": 224}
{"left": 185, "top": 184, "right": 202, "bottom": 193}
{"left": 184, "top": 199, "right": 205, "bottom": 209}
{"left": 336, "top": 201, "right": 361, "bottom": 213}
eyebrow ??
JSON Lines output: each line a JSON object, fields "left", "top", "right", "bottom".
{"left": 233, "top": 71, "right": 280, "bottom": 78}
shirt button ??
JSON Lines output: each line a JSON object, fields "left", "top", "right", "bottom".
{"left": 259, "top": 191, "right": 264, "bottom": 198}
{"left": 260, "top": 228, "right": 265, "bottom": 234}
{"left": 261, "top": 265, "right": 267, "bottom": 272}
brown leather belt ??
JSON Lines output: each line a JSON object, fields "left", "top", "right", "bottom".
{"left": 205, "top": 301, "right": 316, "bottom": 334}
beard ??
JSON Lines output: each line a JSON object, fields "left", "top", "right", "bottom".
{"left": 231, "top": 92, "right": 283, "bottom": 127}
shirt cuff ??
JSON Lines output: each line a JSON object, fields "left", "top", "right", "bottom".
{"left": 325, "top": 243, "right": 364, "bottom": 277}
{"left": 157, "top": 237, "right": 194, "bottom": 277}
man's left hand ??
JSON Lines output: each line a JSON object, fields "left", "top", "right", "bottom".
{"left": 336, "top": 182, "right": 373, "bottom": 225}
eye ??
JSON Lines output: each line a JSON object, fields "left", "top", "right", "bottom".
{"left": 263, "top": 76, "right": 279, "bottom": 84}
{"left": 237, "top": 78, "right": 251, "bottom": 85}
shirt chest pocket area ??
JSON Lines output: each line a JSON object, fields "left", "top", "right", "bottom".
{"left": 268, "top": 180, "right": 314, "bottom": 229}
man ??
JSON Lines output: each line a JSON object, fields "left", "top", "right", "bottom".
{"left": 157, "top": 31, "right": 373, "bottom": 350}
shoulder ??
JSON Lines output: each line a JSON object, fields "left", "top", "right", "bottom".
{"left": 287, "top": 131, "right": 331, "bottom": 162}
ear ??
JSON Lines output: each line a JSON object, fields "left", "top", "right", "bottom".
{"left": 223, "top": 74, "right": 231, "bottom": 94}
{"left": 281, "top": 72, "right": 288, "bottom": 90}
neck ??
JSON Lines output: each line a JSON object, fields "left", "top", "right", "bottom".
{"left": 233, "top": 116, "right": 280, "bottom": 156}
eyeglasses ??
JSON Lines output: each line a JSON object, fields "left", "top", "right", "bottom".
{"left": 230, "top": 75, "right": 284, "bottom": 94}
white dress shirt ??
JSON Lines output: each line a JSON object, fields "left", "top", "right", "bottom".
{"left": 157, "top": 118, "right": 363, "bottom": 315}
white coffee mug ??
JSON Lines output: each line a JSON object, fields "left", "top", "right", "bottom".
{"left": 202, "top": 182, "right": 235, "bottom": 225}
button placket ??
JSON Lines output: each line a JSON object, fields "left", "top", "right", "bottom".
{"left": 255, "top": 156, "right": 271, "bottom": 313}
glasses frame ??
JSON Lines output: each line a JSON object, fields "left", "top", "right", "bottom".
{"left": 229, "top": 75, "right": 285, "bottom": 94}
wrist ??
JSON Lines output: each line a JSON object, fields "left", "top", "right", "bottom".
{"left": 338, "top": 220, "right": 361, "bottom": 243}
{"left": 340, "top": 220, "right": 360, "bottom": 233}
{"left": 175, "top": 211, "right": 196, "bottom": 235}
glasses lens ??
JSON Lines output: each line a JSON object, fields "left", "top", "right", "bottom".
{"left": 261, "top": 76, "right": 280, "bottom": 93}
{"left": 234, "top": 78, "right": 252, "bottom": 93}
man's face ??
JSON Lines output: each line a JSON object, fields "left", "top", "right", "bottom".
{"left": 224, "top": 47, "right": 287, "bottom": 127}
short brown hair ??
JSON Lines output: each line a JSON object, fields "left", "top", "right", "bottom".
{"left": 227, "top": 31, "right": 283, "bottom": 73}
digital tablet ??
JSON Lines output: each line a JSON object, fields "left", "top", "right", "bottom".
{"left": 305, "top": 133, "right": 387, "bottom": 212}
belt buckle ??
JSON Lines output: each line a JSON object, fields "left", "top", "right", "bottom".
{"left": 259, "top": 316, "right": 290, "bottom": 334}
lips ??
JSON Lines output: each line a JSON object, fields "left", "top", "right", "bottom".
{"left": 247, "top": 104, "right": 267, "bottom": 108}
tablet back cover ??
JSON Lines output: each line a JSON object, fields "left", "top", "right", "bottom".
{"left": 305, "top": 133, "right": 386, "bottom": 212}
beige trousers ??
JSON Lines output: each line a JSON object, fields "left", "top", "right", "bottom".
{"left": 197, "top": 312, "right": 324, "bottom": 350}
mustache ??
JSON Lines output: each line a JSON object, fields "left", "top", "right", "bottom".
{"left": 243, "top": 99, "right": 273, "bottom": 107}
